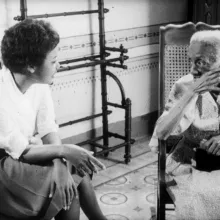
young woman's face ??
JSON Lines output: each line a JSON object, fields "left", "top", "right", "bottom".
{"left": 188, "top": 41, "right": 219, "bottom": 77}
{"left": 33, "top": 46, "right": 60, "bottom": 85}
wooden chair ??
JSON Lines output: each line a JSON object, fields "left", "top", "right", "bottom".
{"left": 157, "top": 22, "right": 220, "bottom": 220}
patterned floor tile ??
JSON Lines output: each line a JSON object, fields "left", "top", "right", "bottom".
{"left": 80, "top": 138, "right": 173, "bottom": 220}
{"left": 92, "top": 173, "right": 113, "bottom": 186}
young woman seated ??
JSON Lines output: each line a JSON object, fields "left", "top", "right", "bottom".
{"left": 0, "top": 19, "right": 107, "bottom": 220}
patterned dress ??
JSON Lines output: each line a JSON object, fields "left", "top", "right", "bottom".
{"left": 150, "top": 73, "right": 220, "bottom": 220}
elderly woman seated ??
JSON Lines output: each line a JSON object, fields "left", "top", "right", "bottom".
{"left": 150, "top": 30, "right": 220, "bottom": 219}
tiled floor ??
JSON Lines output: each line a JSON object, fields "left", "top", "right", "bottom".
{"left": 79, "top": 136, "right": 169, "bottom": 220}
{"left": 50, "top": 136, "right": 175, "bottom": 220}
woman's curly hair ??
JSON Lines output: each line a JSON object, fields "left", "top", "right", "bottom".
{"left": 1, "top": 19, "right": 60, "bottom": 73}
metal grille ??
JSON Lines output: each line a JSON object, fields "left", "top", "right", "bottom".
{"left": 163, "top": 45, "right": 191, "bottom": 104}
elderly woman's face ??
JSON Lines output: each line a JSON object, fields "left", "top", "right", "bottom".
{"left": 188, "top": 41, "right": 219, "bottom": 77}
{"left": 33, "top": 46, "right": 60, "bottom": 85}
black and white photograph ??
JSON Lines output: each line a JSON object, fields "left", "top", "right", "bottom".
{"left": 0, "top": 0, "right": 220, "bottom": 219}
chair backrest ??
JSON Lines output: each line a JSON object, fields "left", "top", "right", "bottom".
{"left": 158, "top": 22, "right": 220, "bottom": 116}
{"left": 158, "top": 22, "right": 195, "bottom": 116}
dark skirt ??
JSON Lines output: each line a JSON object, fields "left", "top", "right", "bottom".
{"left": 196, "top": 148, "right": 220, "bottom": 171}
{"left": 0, "top": 155, "right": 83, "bottom": 220}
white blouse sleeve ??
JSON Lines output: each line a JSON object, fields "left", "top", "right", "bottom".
{"left": 0, "top": 107, "right": 29, "bottom": 159}
{"left": 36, "top": 86, "right": 59, "bottom": 138}
{"left": 149, "top": 76, "right": 198, "bottom": 149}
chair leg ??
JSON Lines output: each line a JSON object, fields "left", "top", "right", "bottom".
{"left": 157, "top": 140, "right": 167, "bottom": 220}
{"left": 159, "top": 200, "right": 166, "bottom": 220}
{"left": 157, "top": 186, "right": 166, "bottom": 220}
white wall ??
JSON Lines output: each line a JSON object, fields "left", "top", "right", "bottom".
{"left": 0, "top": 0, "right": 188, "bottom": 139}
{"left": 1, "top": 0, "right": 188, "bottom": 37}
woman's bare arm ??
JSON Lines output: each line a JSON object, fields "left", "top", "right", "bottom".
{"left": 41, "top": 132, "right": 62, "bottom": 145}
{"left": 156, "top": 68, "right": 220, "bottom": 140}
{"left": 21, "top": 144, "right": 64, "bottom": 163}
{"left": 156, "top": 89, "right": 195, "bottom": 140}
{"left": 21, "top": 142, "right": 105, "bottom": 171}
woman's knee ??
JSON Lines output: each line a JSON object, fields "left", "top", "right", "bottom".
{"left": 55, "top": 197, "right": 80, "bottom": 220}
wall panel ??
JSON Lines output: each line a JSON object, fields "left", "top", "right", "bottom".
{"left": 0, "top": 0, "right": 188, "bottom": 139}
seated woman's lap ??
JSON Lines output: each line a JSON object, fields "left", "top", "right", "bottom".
{"left": 0, "top": 156, "right": 84, "bottom": 219}
{"left": 196, "top": 148, "right": 220, "bottom": 171}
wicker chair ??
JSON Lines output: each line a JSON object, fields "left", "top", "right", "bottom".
{"left": 157, "top": 22, "right": 220, "bottom": 220}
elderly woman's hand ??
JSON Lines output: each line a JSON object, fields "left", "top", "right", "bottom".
{"left": 190, "top": 67, "right": 220, "bottom": 94}
{"left": 200, "top": 136, "right": 220, "bottom": 156}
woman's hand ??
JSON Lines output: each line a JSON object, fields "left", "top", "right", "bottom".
{"left": 40, "top": 133, "right": 77, "bottom": 210}
{"left": 200, "top": 136, "right": 220, "bottom": 156}
{"left": 63, "top": 144, "right": 106, "bottom": 176}
{"left": 190, "top": 67, "right": 220, "bottom": 94}
{"left": 51, "top": 159, "right": 77, "bottom": 210}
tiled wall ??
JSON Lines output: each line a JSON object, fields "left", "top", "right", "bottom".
{"left": 0, "top": 0, "right": 188, "bottom": 139}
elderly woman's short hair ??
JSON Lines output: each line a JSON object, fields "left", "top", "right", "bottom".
{"left": 1, "top": 19, "right": 60, "bottom": 73}
{"left": 190, "top": 30, "right": 220, "bottom": 61}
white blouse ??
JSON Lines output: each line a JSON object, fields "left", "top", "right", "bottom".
{"left": 0, "top": 67, "right": 58, "bottom": 159}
